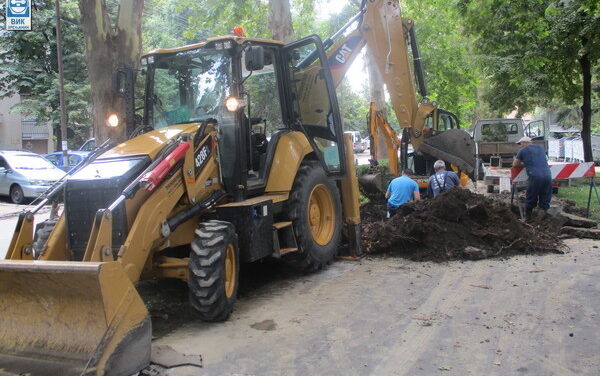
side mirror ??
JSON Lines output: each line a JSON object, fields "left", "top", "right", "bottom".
{"left": 0, "top": 167, "right": 7, "bottom": 174}
{"left": 245, "top": 46, "right": 265, "bottom": 71}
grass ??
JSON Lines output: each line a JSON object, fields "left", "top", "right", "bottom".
{"left": 555, "top": 177, "right": 600, "bottom": 221}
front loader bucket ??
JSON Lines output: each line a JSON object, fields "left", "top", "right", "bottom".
{"left": 0, "top": 260, "right": 151, "bottom": 376}
{"left": 419, "top": 128, "right": 477, "bottom": 177}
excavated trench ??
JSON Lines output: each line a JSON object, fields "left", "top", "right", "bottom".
{"left": 360, "top": 188, "right": 568, "bottom": 261}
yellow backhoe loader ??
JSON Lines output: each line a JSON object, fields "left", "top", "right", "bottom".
{"left": 0, "top": 1, "right": 474, "bottom": 374}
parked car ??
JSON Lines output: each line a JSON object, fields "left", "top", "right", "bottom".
{"left": 79, "top": 138, "right": 96, "bottom": 152}
{"left": 45, "top": 151, "right": 89, "bottom": 172}
{"left": 344, "top": 131, "right": 366, "bottom": 153}
{"left": 0, "top": 150, "right": 66, "bottom": 204}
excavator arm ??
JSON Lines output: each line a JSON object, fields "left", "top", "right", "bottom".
{"left": 307, "top": 0, "right": 476, "bottom": 176}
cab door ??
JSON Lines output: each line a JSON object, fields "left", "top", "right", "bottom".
{"left": 282, "top": 36, "right": 346, "bottom": 177}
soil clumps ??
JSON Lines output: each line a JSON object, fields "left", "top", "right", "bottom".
{"left": 360, "top": 188, "right": 565, "bottom": 261}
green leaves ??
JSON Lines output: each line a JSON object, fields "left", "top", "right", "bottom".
{"left": 400, "top": 0, "right": 481, "bottom": 125}
{"left": 0, "top": 0, "right": 91, "bottom": 147}
{"left": 460, "top": 0, "right": 600, "bottom": 114}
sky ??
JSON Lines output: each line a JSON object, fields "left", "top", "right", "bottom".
{"left": 317, "top": 0, "right": 348, "bottom": 19}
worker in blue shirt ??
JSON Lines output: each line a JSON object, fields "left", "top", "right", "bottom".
{"left": 513, "top": 136, "right": 552, "bottom": 218}
{"left": 385, "top": 168, "right": 420, "bottom": 217}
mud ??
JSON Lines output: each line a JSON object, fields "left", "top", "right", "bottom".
{"left": 487, "top": 192, "right": 589, "bottom": 217}
{"left": 360, "top": 188, "right": 565, "bottom": 261}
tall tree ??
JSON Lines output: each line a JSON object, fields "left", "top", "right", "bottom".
{"left": 268, "top": 0, "right": 294, "bottom": 42}
{"left": 78, "top": 0, "right": 144, "bottom": 143}
{"left": 0, "top": 0, "right": 92, "bottom": 148}
{"left": 459, "top": 0, "right": 600, "bottom": 161}
{"left": 402, "top": 0, "right": 481, "bottom": 126}
{"left": 182, "top": 0, "right": 269, "bottom": 41}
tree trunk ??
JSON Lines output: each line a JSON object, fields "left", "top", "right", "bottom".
{"left": 366, "top": 48, "right": 389, "bottom": 161}
{"left": 79, "top": 0, "right": 144, "bottom": 143}
{"left": 579, "top": 49, "right": 592, "bottom": 162}
{"left": 268, "top": 0, "right": 294, "bottom": 43}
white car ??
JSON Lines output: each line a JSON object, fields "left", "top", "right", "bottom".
{"left": 0, "top": 150, "right": 66, "bottom": 204}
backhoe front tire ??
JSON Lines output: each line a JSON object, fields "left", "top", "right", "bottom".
{"left": 188, "top": 220, "right": 239, "bottom": 322}
{"left": 285, "top": 161, "right": 342, "bottom": 272}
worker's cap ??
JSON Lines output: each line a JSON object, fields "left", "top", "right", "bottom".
{"left": 516, "top": 136, "right": 532, "bottom": 144}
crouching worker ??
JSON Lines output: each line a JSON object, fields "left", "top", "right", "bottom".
{"left": 513, "top": 136, "right": 552, "bottom": 218}
{"left": 385, "top": 168, "right": 420, "bottom": 218}
{"left": 428, "top": 160, "right": 460, "bottom": 197}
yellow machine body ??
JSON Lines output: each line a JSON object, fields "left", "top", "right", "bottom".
{"left": 0, "top": 1, "right": 473, "bottom": 374}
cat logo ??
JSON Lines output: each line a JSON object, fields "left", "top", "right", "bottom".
{"left": 328, "top": 35, "right": 362, "bottom": 69}
{"left": 335, "top": 44, "right": 353, "bottom": 64}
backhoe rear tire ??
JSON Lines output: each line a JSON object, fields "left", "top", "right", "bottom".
{"left": 188, "top": 220, "right": 239, "bottom": 322}
{"left": 285, "top": 161, "right": 342, "bottom": 272}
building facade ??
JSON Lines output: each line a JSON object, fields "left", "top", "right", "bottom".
{"left": 0, "top": 93, "right": 53, "bottom": 154}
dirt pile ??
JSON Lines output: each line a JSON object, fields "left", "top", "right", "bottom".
{"left": 360, "top": 188, "right": 565, "bottom": 261}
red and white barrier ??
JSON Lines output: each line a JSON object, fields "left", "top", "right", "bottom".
{"left": 511, "top": 162, "right": 596, "bottom": 183}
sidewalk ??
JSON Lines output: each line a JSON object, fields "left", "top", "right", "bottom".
{"left": 0, "top": 200, "right": 51, "bottom": 219}
{"left": 0, "top": 202, "right": 26, "bottom": 218}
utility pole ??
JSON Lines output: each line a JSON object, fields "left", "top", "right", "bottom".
{"left": 55, "top": 0, "right": 68, "bottom": 156}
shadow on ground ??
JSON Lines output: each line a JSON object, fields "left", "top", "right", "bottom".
{"left": 138, "top": 257, "right": 302, "bottom": 338}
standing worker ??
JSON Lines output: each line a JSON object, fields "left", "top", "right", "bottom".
{"left": 512, "top": 136, "right": 552, "bottom": 218}
{"left": 385, "top": 168, "right": 420, "bottom": 217}
{"left": 428, "top": 160, "right": 460, "bottom": 197}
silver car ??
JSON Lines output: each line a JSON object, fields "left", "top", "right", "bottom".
{"left": 0, "top": 150, "right": 66, "bottom": 204}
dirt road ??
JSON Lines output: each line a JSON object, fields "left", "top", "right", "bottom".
{"left": 146, "top": 238, "right": 599, "bottom": 375}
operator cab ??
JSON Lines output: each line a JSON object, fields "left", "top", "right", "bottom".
{"left": 403, "top": 108, "right": 460, "bottom": 177}
{"left": 140, "top": 33, "right": 345, "bottom": 201}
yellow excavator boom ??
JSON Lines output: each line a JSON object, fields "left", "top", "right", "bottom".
{"left": 320, "top": 0, "right": 476, "bottom": 176}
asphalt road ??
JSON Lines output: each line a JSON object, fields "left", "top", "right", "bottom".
{"left": 0, "top": 198, "right": 50, "bottom": 259}
{"left": 1, "top": 171, "right": 598, "bottom": 376}
{"left": 147, "top": 238, "right": 599, "bottom": 376}
{"left": 355, "top": 150, "right": 371, "bottom": 166}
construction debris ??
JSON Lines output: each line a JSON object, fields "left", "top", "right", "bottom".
{"left": 360, "top": 188, "right": 566, "bottom": 260}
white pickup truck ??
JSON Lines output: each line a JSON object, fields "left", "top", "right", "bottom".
{"left": 473, "top": 118, "right": 547, "bottom": 192}
{"left": 473, "top": 118, "right": 546, "bottom": 168}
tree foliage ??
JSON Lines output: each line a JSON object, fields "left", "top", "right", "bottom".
{"left": 0, "top": 0, "right": 91, "bottom": 147}
{"left": 458, "top": 0, "right": 600, "bottom": 159}
{"left": 401, "top": 0, "right": 481, "bottom": 126}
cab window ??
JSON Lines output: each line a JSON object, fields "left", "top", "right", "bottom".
{"left": 284, "top": 37, "right": 345, "bottom": 174}
{"left": 241, "top": 48, "right": 284, "bottom": 137}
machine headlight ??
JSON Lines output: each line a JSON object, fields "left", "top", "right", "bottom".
{"left": 30, "top": 179, "right": 46, "bottom": 186}
{"left": 107, "top": 113, "right": 119, "bottom": 127}
{"left": 225, "top": 97, "right": 246, "bottom": 112}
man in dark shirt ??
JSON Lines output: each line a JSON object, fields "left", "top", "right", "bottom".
{"left": 513, "top": 136, "right": 552, "bottom": 218}
{"left": 427, "top": 160, "right": 460, "bottom": 197}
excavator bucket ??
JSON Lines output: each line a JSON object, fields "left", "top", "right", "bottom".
{"left": 419, "top": 129, "right": 477, "bottom": 178}
{"left": 358, "top": 172, "right": 385, "bottom": 196}
{"left": 0, "top": 260, "right": 151, "bottom": 376}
